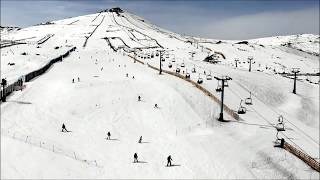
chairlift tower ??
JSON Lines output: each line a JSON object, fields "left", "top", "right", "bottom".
{"left": 1, "top": 78, "right": 7, "bottom": 102}
{"left": 291, "top": 68, "right": 300, "bottom": 94}
{"left": 247, "top": 56, "right": 254, "bottom": 72}
{"left": 234, "top": 58, "right": 239, "bottom": 68}
{"left": 214, "top": 76, "right": 232, "bottom": 121}
{"left": 159, "top": 50, "right": 165, "bottom": 74}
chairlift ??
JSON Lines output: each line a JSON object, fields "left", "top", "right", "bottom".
{"left": 176, "top": 67, "right": 180, "bottom": 73}
{"left": 216, "top": 81, "right": 222, "bottom": 92}
{"left": 237, "top": 100, "right": 247, "bottom": 114}
{"left": 192, "top": 65, "right": 196, "bottom": 73}
{"left": 168, "top": 63, "right": 172, "bottom": 68}
{"left": 197, "top": 74, "right": 203, "bottom": 84}
{"left": 206, "top": 71, "right": 212, "bottom": 80}
{"left": 185, "top": 73, "right": 190, "bottom": 79}
{"left": 224, "top": 80, "right": 229, "bottom": 87}
{"left": 245, "top": 92, "right": 253, "bottom": 105}
{"left": 275, "top": 115, "right": 285, "bottom": 131}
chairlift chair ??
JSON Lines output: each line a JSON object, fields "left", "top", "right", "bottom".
{"left": 224, "top": 80, "right": 229, "bottom": 87}
{"left": 237, "top": 100, "right": 247, "bottom": 114}
{"left": 275, "top": 115, "right": 285, "bottom": 131}
{"left": 206, "top": 72, "right": 212, "bottom": 80}
{"left": 197, "top": 74, "right": 203, "bottom": 84}
{"left": 216, "top": 81, "right": 222, "bottom": 92}
{"left": 192, "top": 65, "right": 196, "bottom": 73}
{"left": 168, "top": 63, "right": 172, "bottom": 68}
{"left": 185, "top": 73, "right": 190, "bottom": 79}
{"left": 245, "top": 92, "right": 253, "bottom": 105}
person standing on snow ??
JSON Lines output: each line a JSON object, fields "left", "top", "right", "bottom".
{"left": 134, "top": 153, "right": 138, "bottom": 163}
{"left": 138, "top": 136, "right": 142, "bottom": 143}
{"left": 167, "top": 155, "right": 172, "bottom": 166}
{"left": 107, "top": 131, "right": 111, "bottom": 140}
{"left": 61, "top": 123, "right": 69, "bottom": 132}
{"left": 72, "top": 79, "right": 74, "bottom": 83}
{"left": 77, "top": 77, "right": 80, "bottom": 82}
{"left": 138, "top": 96, "right": 141, "bottom": 101}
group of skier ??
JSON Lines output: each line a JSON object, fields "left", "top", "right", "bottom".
{"left": 72, "top": 77, "right": 80, "bottom": 83}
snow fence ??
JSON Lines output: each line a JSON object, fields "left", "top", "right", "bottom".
{"left": 1, "top": 47, "right": 76, "bottom": 103}
{"left": 284, "top": 142, "right": 320, "bottom": 172}
{"left": 1, "top": 129, "right": 102, "bottom": 168}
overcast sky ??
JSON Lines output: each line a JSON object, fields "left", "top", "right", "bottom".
{"left": 1, "top": 0, "right": 319, "bottom": 40}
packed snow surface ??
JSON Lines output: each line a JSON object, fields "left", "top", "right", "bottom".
{"left": 1, "top": 10, "right": 319, "bottom": 179}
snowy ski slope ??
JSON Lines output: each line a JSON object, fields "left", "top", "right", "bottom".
{"left": 1, "top": 9, "right": 319, "bottom": 179}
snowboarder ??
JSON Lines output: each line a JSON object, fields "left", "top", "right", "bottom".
{"left": 107, "top": 131, "right": 111, "bottom": 140}
{"left": 77, "top": 77, "right": 80, "bottom": 82}
{"left": 61, "top": 123, "right": 68, "bottom": 132}
{"left": 134, "top": 153, "right": 138, "bottom": 163}
{"left": 138, "top": 96, "right": 141, "bottom": 101}
{"left": 154, "top": 104, "right": 158, "bottom": 108}
{"left": 72, "top": 79, "right": 74, "bottom": 83}
{"left": 138, "top": 136, "right": 142, "bottom": 143}
{"left": 167, "top": 155, "right": 172, "bottom": 166}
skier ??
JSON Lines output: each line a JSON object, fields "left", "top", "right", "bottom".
{"left": 101, "top": 67, "right": 103, "bottom": 71}
{"left": 61, "top": 123, "right": 68, "bottom": 132}
{"left": 132, "top": 76, "right": 135, "bottom": 79}
{"left": 72, "top": 79, "right": 74, "bottom": 83}
{"left": 154, "top": 104, "right": 158, "bottom": 108}
{"left": 77, "top": 77, "right": 80, "bottom": 82}
{"left": 134, "top": 153, "right": 138, "bottom": 163}
{"left": 107, "top": 131, "right": 111, "bottom": 140}
{"left": 138, "top": 96, "right": 141, "bottom": 101}
{"left": 138, "top": 136, "right": 142, "bottom": 143}
{"left": 167, "top": 155, "right": 172, "bottom": 167}
{"left": 126, "top": 73, "right": 128, "bottom": 77}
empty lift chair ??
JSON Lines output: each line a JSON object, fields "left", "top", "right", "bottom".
{"left": 181, "top": 60, "right": 185, "bottom": 68}
{"left": 245, "top": 92, "right": 253, "bottom": 105}
{"left": 216, "top": 80, "right": 222, "bottom": 92}
{"left": 275, "top": 115, "right": 285, "bottom": 131}
{"left": 206, "top": 71, "right": 212, "bottom": 80}
{"left": 224, "top": 79, "right": 229, "bottom": 87}
{"left": 192, "top": 65, "right": 196, "bottom": 73}
{"left": 237, "top": 100, "right": 247, "bottom": 114}
{"left": 197, "top": 73, "right": 203, "bottom": 84}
